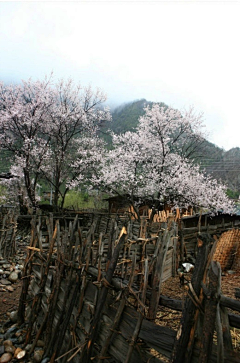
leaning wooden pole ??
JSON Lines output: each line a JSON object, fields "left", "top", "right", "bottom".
{"left": 171, "top": 233, "right": 212, "bottom": 363}
{"left": 199, "top": 261, "right": 222, "bottom": 363}
{"left": 17, "top": 216, "right": 38, "bottom": 325}
{"left": 79, "top": 225, "right": 128, "bottom": 363}
{"left": 148, "top": 229, "right": 171, "bottom": 320}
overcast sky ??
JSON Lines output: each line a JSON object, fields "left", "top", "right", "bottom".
{"left": 0, "top": 1, "right": 239, "bottom": 151}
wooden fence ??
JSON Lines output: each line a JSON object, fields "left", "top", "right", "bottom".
{"left": 179, "top": 213, "right": 240, "bottom": 268}
{"left": 16, "top": 213, "right": 240, "bottom": 363}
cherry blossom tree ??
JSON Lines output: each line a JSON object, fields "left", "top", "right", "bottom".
{"left": 0, "top": 77, "right": 55, "bottom": 210}
{"left": 94, "top": 104, "right": 234, "bottom": 217}
{"left": 0, "top": 77, "right": 111, "bottom": 212}
{"left": 38, "top": 79, "right": 111, "bottom": 210}
{"left": 0, "top": 164, "right": 33, "bottom": 213}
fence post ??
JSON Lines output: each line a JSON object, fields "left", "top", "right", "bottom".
{"left": 199, "top": 261, "right": 222, "bottom": 363}
{"left": 171, "top": 233, "right": 212, "bottom": 363}
{"left": 148, "top": 229, "right": 171, "bottom": 320}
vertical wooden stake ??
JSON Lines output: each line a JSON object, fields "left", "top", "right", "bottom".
{"left": 171, "top": 233, "right": 211, "bottom": 363}
{"left": 199, "top": 261, "right": 222, "bottom": 363}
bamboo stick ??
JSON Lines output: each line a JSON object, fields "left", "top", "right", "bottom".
{"left": 79, "top": 225, "right": 128, "bottom": 363}
{"left": 124, "top": 258, "right": 148, "bottom": 363}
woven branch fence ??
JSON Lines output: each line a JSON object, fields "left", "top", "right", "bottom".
{"left": 16, "top": 213, "right": 240, "bottom": 363}
{"left": 180, "top": 214, "right": 240, "bottom": 270}
{"left": 17, "top": 214, "right": 178, "bottom": 363}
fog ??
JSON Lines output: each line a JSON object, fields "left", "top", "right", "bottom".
{"left": 0, "top": 1, "right": 239, "bottom": 150}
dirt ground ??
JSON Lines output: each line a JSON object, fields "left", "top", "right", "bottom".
{"left": 161, "top": 269, "right": 240, "bottom": 301}
{"left": 0, "top": 280, "right": 22, "bottom": 324}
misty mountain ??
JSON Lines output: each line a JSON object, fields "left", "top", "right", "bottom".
{"left": 111, "top": 99, "right": 152, "bottom": 133}
{"left": 202, "top": 146, "right": 240, "bottom": 197}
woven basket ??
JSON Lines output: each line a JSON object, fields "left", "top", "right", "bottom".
{"left": 213, "top": 229, "right": 240, "bottom": 271}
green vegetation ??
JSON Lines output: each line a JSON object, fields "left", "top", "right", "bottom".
{"left": 101, "top": 99, "right": 167, "bottom": 147}
{"left": 62, "top": 190, "right": 108, "bottom": 210}
{"left": 226, "top": 189, "right": 239, "bottom": 200}
{"left": 111, "top": 99, "right": 150, "bottom": 134}
{"left": 0, "top": 150, "right": 12, "bottom": 174}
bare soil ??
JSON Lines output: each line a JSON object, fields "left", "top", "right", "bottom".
{"left": 0, "top": 280, "right": 22, "bottom": 324}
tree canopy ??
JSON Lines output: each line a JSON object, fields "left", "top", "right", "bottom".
{"left": 0, "top": 77, "right": 235, "bottom": 215}
{"left": 0, "top": 76, "right": 111, "bottom": 211}
{"left": 93, "top": 104, "right": 234, "bottom": 215}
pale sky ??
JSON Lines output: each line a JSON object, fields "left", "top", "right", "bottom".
{"left": 0, "top": 1, "right": 239, "bottom": 150}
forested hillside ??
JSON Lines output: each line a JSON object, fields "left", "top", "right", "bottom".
{"left": 111, "top": 99, "right": 152, "bottom": 133}
{"left": 201, "top": 146, "right": 240, "bottom": 197}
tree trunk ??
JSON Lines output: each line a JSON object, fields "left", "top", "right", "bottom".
{"left": 23, "top": 168, "right": 37, "bottom": 213}
{"left": 60, "top": 187, "right": 69, "bottom": 210}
